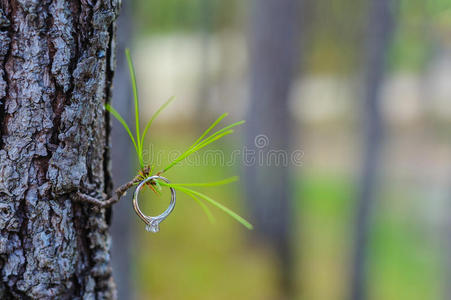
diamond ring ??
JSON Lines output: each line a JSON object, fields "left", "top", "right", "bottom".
{"left": 133, "top": 175, "right": 176, "bottom": 233}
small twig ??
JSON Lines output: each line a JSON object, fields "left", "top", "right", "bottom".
{"left": 74, "top": 174, "right": 143, "bottom": 208}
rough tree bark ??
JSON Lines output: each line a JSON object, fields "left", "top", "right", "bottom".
{"left": 245, "top": 0, "right": 301, "bottom": 296}
{"left": 350, "top": 0, "right": 397, "bottom": 299}
{"left": 0, "top": 0, "right": 120, "bottom": 298}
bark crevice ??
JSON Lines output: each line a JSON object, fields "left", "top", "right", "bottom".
{"left": 0, "top": 5, "right": 11, "bottom": 151}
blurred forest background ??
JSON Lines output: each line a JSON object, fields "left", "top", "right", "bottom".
{"left": 109, "top": 0, "right": 451, "bottom": 299}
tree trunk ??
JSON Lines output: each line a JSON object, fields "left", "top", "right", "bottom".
{"left": 0, "top": 1, "right": 119, "bottom": 298}
{"left": 350, "top": 0, "right": 396, "bottom": 299}
{"left": 245, "top": 0, "right": 301, "bottom": 296}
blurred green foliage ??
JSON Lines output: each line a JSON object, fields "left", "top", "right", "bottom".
{"left": 134, "top": 0, "right": 451, "bottom": 73}
{"left": 128, "top": 0, "right": 451, "bottom": 298}
{"left": 134, "top": 0, "right": 240, "bottom": 35}
{"left": 131, "top": 127, "right": 443, "bottom": 299}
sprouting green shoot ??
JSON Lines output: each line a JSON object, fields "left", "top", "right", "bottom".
{"left": 107, "top": 49, "right": 245, "bottom": 173}
{"left": 107, "top": 48, "right": 175, "bottom": 170}
{"left": 106, "top": 49, "right": 251, "bottom": 231}
{"left": 158, "top": 180, "right": 253, "bottom": 230}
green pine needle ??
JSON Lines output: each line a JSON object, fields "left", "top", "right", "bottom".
{"left": 105, "top": 103, "right": 139, "bottom": 156}
{"left": 183, "top": 189, "right": 216, "bottom": 224}
{"left": 189, "top": 113, "right": 228, "bottom": 150}
{"left": 161, "top": 119, "right": 245, "bottom": 174}
{"left": 191, "top": 120, "right": 245, "bottom": 151}
{"left": 161, "top": 130, "right": 233, "bottom": 173}
{"left": 141, "top": 96, "right": 175, "bottom": 149}
{"left": 159, "top": 183, "right": 253, "bottom": 230}
{"left": 169, "top": 176, "right": 239, "bottom": 187}
{"left": 125, "top": 48, "right": 142, "bottom": 167}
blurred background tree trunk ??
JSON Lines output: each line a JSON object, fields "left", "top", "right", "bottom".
{"left": 195, "top": 0, "right": 214, "bottom": 129}
{"left": 110, "top": 0, "right": 135, "bottom": 299}
{"left": 0, "top": 1, "right": 119, "bottom": 298}
{"left": 244, "top": 0, "right": 301, "bottom": 296}
{"left": 350, "top": 0, "right": 397, "bottom": 299}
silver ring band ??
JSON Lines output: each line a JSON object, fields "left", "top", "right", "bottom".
{"left": 133, "top": 175, "right": 176, "bottom": 233}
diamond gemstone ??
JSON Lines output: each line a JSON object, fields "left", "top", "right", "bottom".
{"left": 145, "top": 220, "right": 160, "bottom": 233}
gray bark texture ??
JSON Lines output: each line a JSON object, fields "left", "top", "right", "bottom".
{"left": 0, "top": 0, "right": 120, "bottom": 298}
